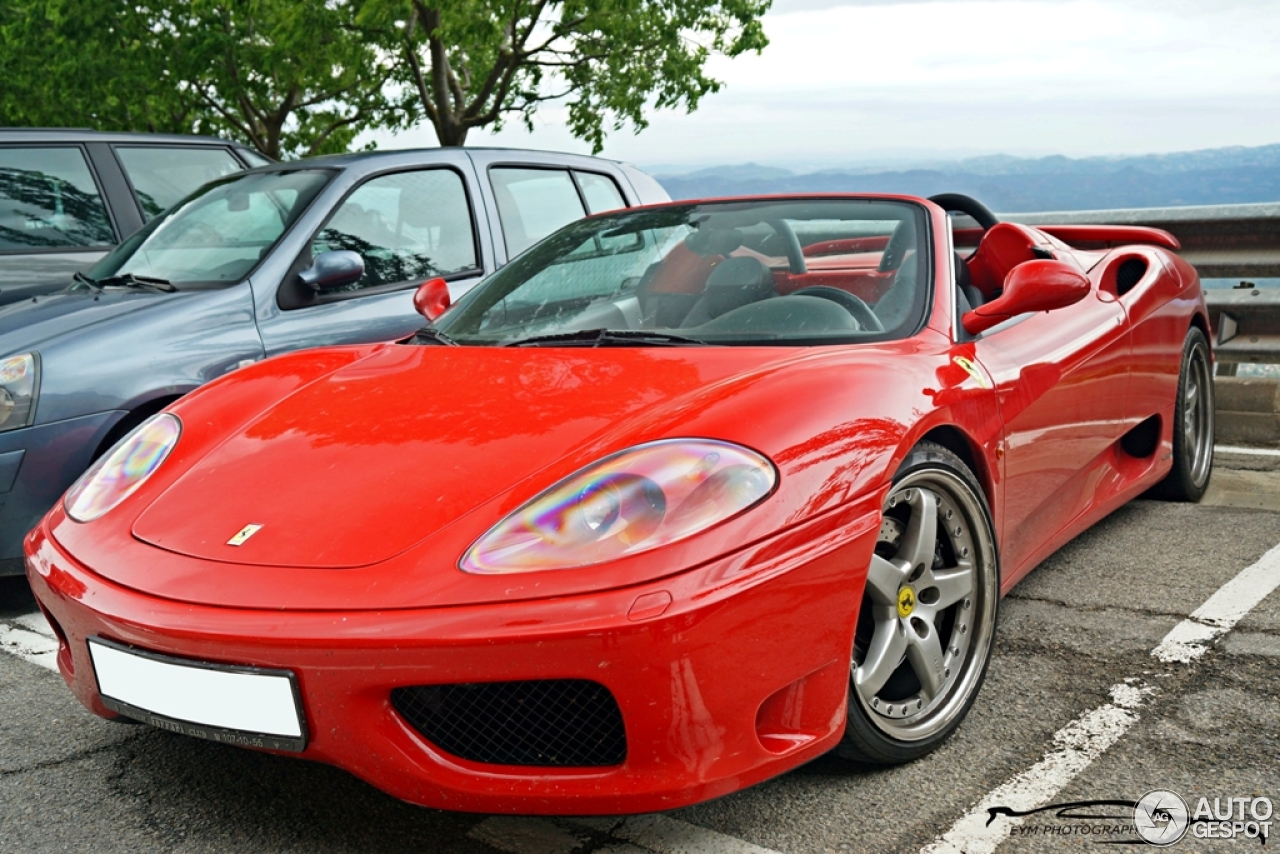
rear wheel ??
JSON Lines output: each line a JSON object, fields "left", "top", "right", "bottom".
{"left": 839, "top": 442, "right": 999, "bottom": 764}
{"left": 1153, "top": 327, "right": 1214, "bottom": 502}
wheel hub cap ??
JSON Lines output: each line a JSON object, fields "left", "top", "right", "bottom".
{"left": 897, "top": 586, "right": 917, "bottom": 618}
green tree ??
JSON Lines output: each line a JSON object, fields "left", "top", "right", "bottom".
{"left": 360, "top": 0, "right": 771, "bottom": 151}
{"left": 0, "top": 0, "right": 197, "bottom": 133}
{"left": 174, "top": 0, "right": 405, "bottom": 158}
{"left": 0, "top": 0, "right": 404, "bottom": 159}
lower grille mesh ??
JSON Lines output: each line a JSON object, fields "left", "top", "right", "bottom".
{"left": 392, "top": 679, "right": 626, "bottom": 767}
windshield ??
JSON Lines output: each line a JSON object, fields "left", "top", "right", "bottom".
{"left": 436, "top": 199, "right": 930, "bottom": 346}
{"left": 84, "top": 169, "right": 332, "bottom": 288}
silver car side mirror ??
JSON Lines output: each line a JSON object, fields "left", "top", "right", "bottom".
{"left": 298, "top": 250, "right": 364, "bottom": 292}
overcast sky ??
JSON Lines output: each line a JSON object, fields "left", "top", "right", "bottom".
{"left": 368, "top": 0, "right": 1280, "bottom": 170}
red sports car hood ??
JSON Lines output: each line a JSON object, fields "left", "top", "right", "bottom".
{"left": 130, "top": 344, "right": 796, "bottom": 569}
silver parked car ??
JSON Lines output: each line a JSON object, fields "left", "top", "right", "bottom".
{"left": 0, "top": 146, "right": 668, "bottom": 573}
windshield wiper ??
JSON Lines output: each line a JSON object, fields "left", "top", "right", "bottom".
{"left": 97, "top": 273, "right": 177, "bottom": 293}
{"left": 71, "top": 271, "right": 103, "bottom": 293}
{"left": 408, "top": 326, "right": 458, "bottom": 346}
{"left": 505, "top": 328, "right": 709, "bottom": 347}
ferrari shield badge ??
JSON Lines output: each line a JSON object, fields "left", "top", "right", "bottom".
{"left": 227, "top": 524, "right": 264, "bottom": 546}
{"left": 952, "top": 356, "right": 992, "bottom": 389}
{"left": 897, "top": 586, "right": 917, "bottom": 618}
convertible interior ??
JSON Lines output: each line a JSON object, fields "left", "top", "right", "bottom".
{"left": 446, "top": 195, "right": 1085, "bottom": 346}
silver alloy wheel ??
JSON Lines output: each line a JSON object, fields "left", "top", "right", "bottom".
{"left": 1183, "top": 339, "right": 1214, "bottom": 489}
{"left": 852, "top": 467, "right": 997, "bottom": 742}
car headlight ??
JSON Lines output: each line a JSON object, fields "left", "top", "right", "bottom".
{"left": 461, "top": 439, "right": 777, "bottom": 574}
{"left": 64, "top": 413, "right": 181, "bottom": 523}
{"left": 0, "top": 353, "right": 40, "bottom": 432}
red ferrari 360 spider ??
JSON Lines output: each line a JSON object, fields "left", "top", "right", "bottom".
{"left": 26, "top": 193, "right": 1212, "bottom": 814}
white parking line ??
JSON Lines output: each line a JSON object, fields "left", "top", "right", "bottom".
{"left": 0, "top": 614, "right": 59, "bottom": 672}
{"left": 1153, "top": 540, "right": 1280, "bottom": 663}
{"left": 13, "top": 610, "right": 54, "bottom": 638}
{"left": 1216, "top": 444, "right": 1280, "bottom": 457}
{"left": 918, "top": 539, "right": 1280, "bottom": 854}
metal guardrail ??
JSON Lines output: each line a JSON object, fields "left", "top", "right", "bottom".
{"left": 1012, "top": 202, "right": 1280, "bottom": 279}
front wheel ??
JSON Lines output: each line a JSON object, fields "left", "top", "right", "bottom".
{"left": 1152, "top": 327, "right": 1214, "bottom": 502}
{"left": 838, "top": 442, "right": 999, "bottom": 764}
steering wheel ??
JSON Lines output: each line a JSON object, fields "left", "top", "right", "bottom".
{"left": 768, "top": 218, "right": 807, "bottom": 274}
{"left": 791, "top": 286, "right": 884, "bottom": 332}
{"left": 927, "top": 193, "right": 999, "bottom": 231}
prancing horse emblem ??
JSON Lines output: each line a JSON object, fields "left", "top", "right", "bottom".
{"left": 227, "top": 524, "right": 264, "bottom": 546}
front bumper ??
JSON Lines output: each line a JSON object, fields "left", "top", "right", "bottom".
{"left": 0, "top": 411, "right": 123, "bottom": 572}
{"left": 27, "top": 497, "right": 880, "bottom": 814}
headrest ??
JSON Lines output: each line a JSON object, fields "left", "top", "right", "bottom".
{"left": 702, "top": 256, "right": 776, "bottom": 318}
{"left": 684, "top": 228, "right": 743, "bottom": 257}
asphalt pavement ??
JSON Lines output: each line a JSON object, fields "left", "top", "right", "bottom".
{"left": 2, "top": 453, "right": 1278, "bottom": 854}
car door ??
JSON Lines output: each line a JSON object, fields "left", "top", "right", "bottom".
{"left": 970, "top": 260, "right": 1131, "bottom": 583}
{"left": 255, "top": 161, "right": 490, "bottom": 356}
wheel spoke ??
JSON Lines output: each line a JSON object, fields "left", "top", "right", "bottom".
{"left": 924, "top": 562, "right": 974, "bottom": 610}
{"left": 906, "top": 622, "right": 947, "bottom": 700}
{"left": 866, "top": 554, "right": 910, "bottom": 605}
{"left": 855, "top": 609, "right": 907, "bottom": 698}
{"left": 898, "top": 488, "right": 939, "bottom": 571}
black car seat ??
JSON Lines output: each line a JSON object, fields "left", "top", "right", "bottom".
{"left": 955, "top": 251, "right": 985, "bottom": 310}
{"left": 680, "top": 256, "right": 777, "bottom": 326}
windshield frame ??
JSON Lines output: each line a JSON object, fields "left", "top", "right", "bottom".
{"left": 79, "top": 167, "right": 337, "bottom": 291}
{"left": 436, "top": 197, "right": 935, "bottom": 348}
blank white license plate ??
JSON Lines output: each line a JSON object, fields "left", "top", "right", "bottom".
{"left": 88, "top": 638, "right": 306, "bottom": 752}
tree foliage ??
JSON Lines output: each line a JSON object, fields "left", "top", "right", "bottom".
{"left": 0, "top": 0, "right": 402, "bottom": 159}
{"left": 358, "top": 0, "right": 771, "bottom": 150}
{"left": 1, "top": 0, "right": 771, "bottom": 156}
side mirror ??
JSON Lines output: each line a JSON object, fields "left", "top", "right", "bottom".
{"left": 298, "top": 250, "right": 364, "bottom": 292}
{"left": 413, "top": 277, "right": 451, "bottom": 321}
{"left": 962, "top": 259, "right": 1090, "bottom": 335}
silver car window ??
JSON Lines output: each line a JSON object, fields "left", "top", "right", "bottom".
{"left": 115, "top": 146, "right": 244, "bottom": 220}
{"left": 0, "top": 147, "right": 114, "bottom": 250}
{"left": 311, "top": 168, "right": 478, "bottom": 293}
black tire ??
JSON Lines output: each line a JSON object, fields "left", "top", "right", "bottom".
{"left": 838, "top": 441, "right": 999, "bottom": 764}
{"left": 1152, "top": 327, "right": 1214, "bottom": 502}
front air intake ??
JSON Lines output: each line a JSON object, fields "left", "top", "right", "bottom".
{"left": 392, "top": 679, "right": 627, "bottom": 767}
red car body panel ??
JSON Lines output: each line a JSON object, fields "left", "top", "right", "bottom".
{"left": 26, "top": 194, "right": 1210, "bottom": 813}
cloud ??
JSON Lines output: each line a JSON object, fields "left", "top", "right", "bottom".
{"left": 368, "top": 0, "right": 1280, "bottom": 168}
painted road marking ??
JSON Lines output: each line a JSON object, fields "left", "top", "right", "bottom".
{"left": 1152, "top": 540, "right": 1280, "bottom": 663}
{"left": 469, "top": 815, "right": 784, "bottom": 854}
{"left": 919, "top": 539, "right": 1280, "bottom": 854}
{"left": 1216, "top": 444, "right": 1280, "bottom": 457}
{"left": 13, "top": 610, "right": 54, "bottom": 638}
{"left": 0, "top": 615, "right": 58, "bottom": 672}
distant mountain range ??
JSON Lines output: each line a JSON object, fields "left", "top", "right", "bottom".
{"left": 649, "top": 144, "right": 1280, "bottom": 211}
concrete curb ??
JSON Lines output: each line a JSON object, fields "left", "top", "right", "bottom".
{"left": 1215, "top": 377, "right": 1280, "bottom": 446}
